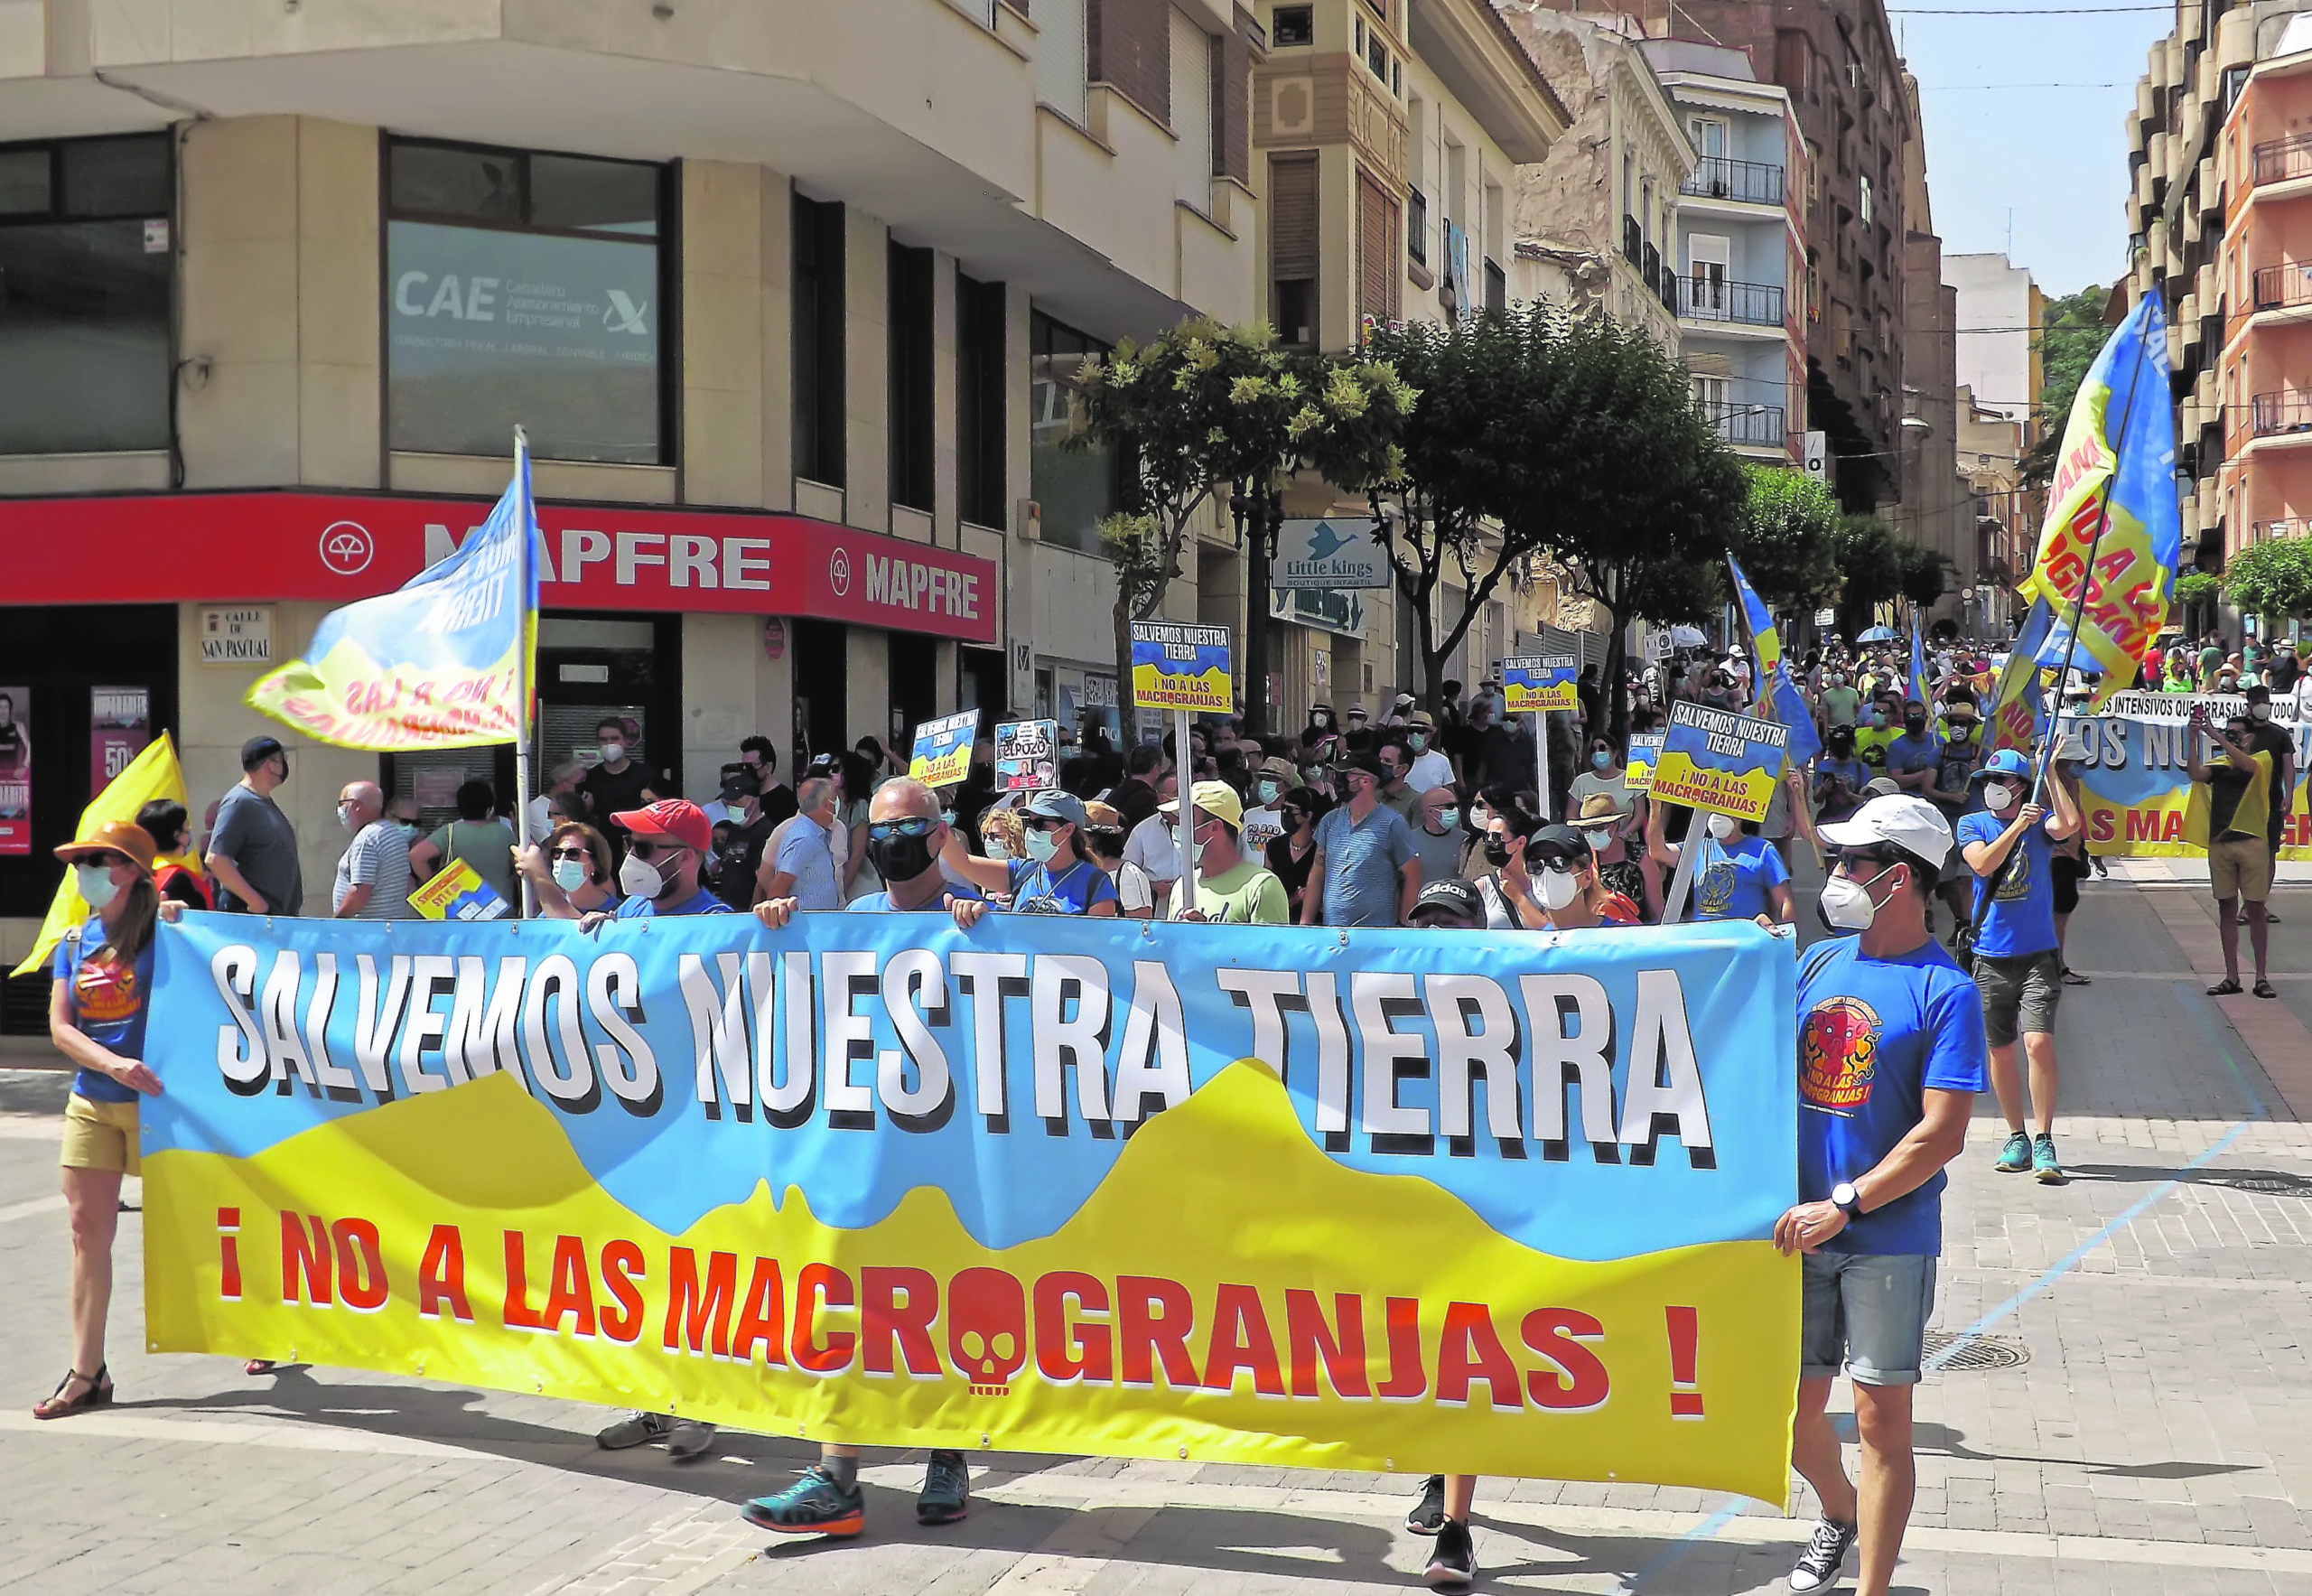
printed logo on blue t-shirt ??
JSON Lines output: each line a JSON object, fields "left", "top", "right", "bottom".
{"left": 1800, "top": 994, "right": 1879, "bottom": 1115}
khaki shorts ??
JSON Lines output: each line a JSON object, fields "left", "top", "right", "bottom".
{"left": 61, "top": 1094, "right": 140, "bottom": 1176}
{"left": 2211, "top": 834, "right": 2275, "bottom": 905}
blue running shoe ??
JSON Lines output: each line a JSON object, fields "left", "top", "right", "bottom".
{"left": 1994, "top": 1131, "right": 2032, "bottom": 1173}
{"left": 2033, "top": 1134, "right": 2065, "bottom": 1184}
{"left": 742, "top": 1466, "right": 865, "bottom": 1537}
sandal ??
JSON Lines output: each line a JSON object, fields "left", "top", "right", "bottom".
{"left": 2254, "top": 979, "right": 2279, "bottom": 1000}
{"left": 2207, "top": 977, "right": 2244, "bottom": 996}
{"left": 2062, "top": 966, "right": 2092, "bottom": 986}
{"left": 245, "top": 1358, "right": 277, "bottom": 1377}
{"left": 33, "top": 1364, "right": 111, "bottom": 1420}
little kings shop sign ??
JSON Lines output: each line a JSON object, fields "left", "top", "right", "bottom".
{"left": 2, "top": 491, "right": 998, "bottom": 646}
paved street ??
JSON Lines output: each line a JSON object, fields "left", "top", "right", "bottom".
{"left": 7, "top": 862, "right": 2312, "bottom": 1595}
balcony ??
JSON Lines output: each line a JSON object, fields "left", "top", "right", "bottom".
{"left": 1676, "top": 275, "right": 1786, "bottom": 327}
{"left": 2251, "top": 391, "right": 2312, "bottom": 436}
{"left": 2251, "top": 262, "right": 2312, "bottom": 313}
{"left": 1658, "top": 272, "right": 1679, "bottom": 318}
{"left": 2252, "top": 130, "right": 2312, "bottom": 189}
{"left": 1681, "top": 156, "right": 1785, "bottom": 207}
{"left": 1642, "top": 242, "right": 1662, "bottom": 292}
{"left": 1623, "top": 214, "right": 1642, "bottom": 267}
{"left": 1697, "top": 400, "right": 1787, "bottom": 448}
{"left": 2253, "top": 518, "right": 2312, "bottom": 541}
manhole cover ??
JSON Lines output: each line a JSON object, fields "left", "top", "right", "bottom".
{"left": 1921, "top": 1330, "right": 2029, "bottom": 1372}
{"left": 2195, "top": 1171, "right": 2312, "bottom": 1197}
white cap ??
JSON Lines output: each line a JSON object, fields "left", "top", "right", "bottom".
{"left": 1817, "top": 793, "right": 1954, "bottom": 869}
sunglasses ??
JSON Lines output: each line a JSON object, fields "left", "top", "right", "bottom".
{"left": 550, "top": 845, "right": 592, "bottom": 862}
{"left": 1830, "top": 845, "right": 1898, "bottom": 873}
{"left": 629, "top": 839, "right": 686, "bottom": 861}
{"left": 1024, "top": 817, "right": 1067, "bottom": 833}
{"left": 79, "top": 852, "right": 128, "bottom": 870}
{"left": 867, "top": 817, "right": 937, "bottom": 842}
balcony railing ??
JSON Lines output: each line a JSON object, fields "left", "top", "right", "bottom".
{"left": 1681, "top": 156, "right": 1785, "bottom": 207}
{"left": 1642, "top": 242, "right": 1661, "bottom": 292}
{"left": 2251, "top": 391, "right": 2312, "bottom": 436}
{"left": 2251, "top": 262, "right": 2312, "bottom": 312}
{"left": 1697, "top": 400, "right": 1787, "bottom": 447}
{"left": 1658, "top": 271, "right": 1679, "bottom": 318}
{"left": 1676, "top": 275, "right": 1785, "bottom": 326}
{"left": 1622, "top": 214, "right": 1642, "bottom": 266}
{"left": 2253, "top": 518, "right": 2312, "bottom": 541}
{"left": 2253, "top": 129, "right": 2312, "bottom": 188}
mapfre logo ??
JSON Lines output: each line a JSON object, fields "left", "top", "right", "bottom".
{"left": 319, "top": 520, "right": 375, "bottom": 577}
{"left": 828, "top": 547, "right": 852, "bottom": 597}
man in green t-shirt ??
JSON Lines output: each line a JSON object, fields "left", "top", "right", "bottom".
{"left": 1161, "top": 779, "right": 1289, "bottom": 923}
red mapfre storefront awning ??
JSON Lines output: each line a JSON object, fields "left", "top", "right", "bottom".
{"left": 0, "top": 490, "right": 1000, "bottom": 646}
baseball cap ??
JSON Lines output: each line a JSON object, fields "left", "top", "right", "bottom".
{"left": 1972, "top": 747, "right": 2032, "bottom": 783}
{"left": 718, "top": 770, "right": 757, "bottom": 802}
{"left": 54, "top": 818, "right": 157, "bottom": 877}
{"left": 615, "top": 798, "right": 712, "bottom": 854}
{"left": 1257, "top": 755, "right": 1299, "bottom": 785}
{"left": 240, "top": 734, "right": 285, "bottom": 770}
{"left": 1021, "top": 790, "right": 1088, "bottom": 827}
{"left": 1340, "top": 751, "right": 1384, "bottom": 780}
{"left": 1408, "top": 877, "right": 1485, "bottom": 925}
{"left": 1160, "top": 779, "right": 1245, "bottom": 829}
{"left": 1393, "top": 692, "right": 1417, "bottom": 709}
{"left": 1818, "top": 793, "right": 1954, "bottom": 868}
{"left": 1862, "top": 776, "right": 1901, "bottom": 798}
{"left": 1527, "top": 824, "right": 1593, "bottom": 868}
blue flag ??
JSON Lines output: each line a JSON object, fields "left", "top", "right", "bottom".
{"left": 1907, "top": 616, "right": 1930, "bottom": 710}
{"left": 1987, "top": 598, "right": 2057, "bottom": 757}
{"left": 1726, "top": 554, "right": 1823, "bottom": 770}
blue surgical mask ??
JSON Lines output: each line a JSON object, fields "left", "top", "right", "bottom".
{"left": 1591, "top": 751, "right": 1610, "bottom": 770}
{"left": 1024, "top": 827, "right": 1059, "bottom": 864}
{"left": 1437, "top": 806, "right": 1460, "bottom": 831}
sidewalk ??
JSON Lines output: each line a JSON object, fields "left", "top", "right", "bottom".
{"left": 4, "top": 870, "right": 2312, "bottom": 1593}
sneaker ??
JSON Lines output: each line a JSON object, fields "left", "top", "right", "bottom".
{"left": 1406, "top": 1473, "right": 1448, "bottom": 1535}
{"left": 596, "top": 1411, "right": 672, "bottom": 1451}
{"left": 1993, "top": 1131, "right": 2032, "bottom": 1173}
{"left": 742, "top": 1465, "right": 866, "bottom": 1537}
{"left": 1424, "top": 1519, "right": 1476, "bottom": 1590}
{"left": 2033, "top": 1134, "right": 2065, "bottom": 1184}
{"left": 918, "top": 1449, "right": 971, "bottom": 1525}
{"left": 667, "top": 1419, "right": 717, "bottom": 1461}
{"left": 1787, "top": 1517, "right": 1857, "bottom": 1592}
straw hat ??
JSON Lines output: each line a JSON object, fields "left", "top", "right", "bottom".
{"left": 53, "top": 819, "right": 156, "bottom": 878}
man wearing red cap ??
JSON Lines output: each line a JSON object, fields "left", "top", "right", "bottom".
{"left": 586, "top": 799, "right": 728, "bottom": 923}
{"left": 589, "top": 798, "right": 728, "bottom": 1456}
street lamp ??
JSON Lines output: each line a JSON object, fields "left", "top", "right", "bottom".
{"left": 1227, "top": 481, "right": 1285, "bottom": 737}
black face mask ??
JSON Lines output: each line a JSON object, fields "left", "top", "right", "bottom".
{"left": 1482, "top": 839, "right": 1513, "bottom": 868}
{"left": 1905, "top": 716, "right": 1926, "bottom": 734}
{"left": 868, "top": 827, "right": 939, "bottom": 884}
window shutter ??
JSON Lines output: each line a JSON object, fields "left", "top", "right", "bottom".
{"left": 1357, "top": 171, "right": 1399, "bottom": 324}
{"left": 1271, "top": 155, "right": 1318, "bottom": 278}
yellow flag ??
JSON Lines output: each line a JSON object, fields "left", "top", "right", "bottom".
{"left": 11, "top": 733, "right": 198, "bottom": 978}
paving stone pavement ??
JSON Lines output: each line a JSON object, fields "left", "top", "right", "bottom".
{"left": 5, "top": 865, "right": 2312, "bottom": 1593}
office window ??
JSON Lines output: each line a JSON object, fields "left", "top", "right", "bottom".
{"left": 386, "top": 138, "right": 665, "bottom": 463}
{"left": 793, "top": 191, "right": 846, "bottom": 488}
{"left": 956, "top": 272, "right": 1007, "bottom": 530}
{"left": 889, "top": 241, "right": 935, "bottom": 513}
{"left": 0, "top": 135, "right": 171, "bottom": 454}
{"left": 1273, "top": 5, "right": 1313, "bottom": 45}
{"left": 1271, "top": 154, "right": 1319, "bottom": 348}
{"left": 1030, "top": 310, "right": 1123, "bottom": 555}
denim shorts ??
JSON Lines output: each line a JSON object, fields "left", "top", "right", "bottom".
{"left": 1801, "top": 1251, "right": 1937, "bottom": 1386}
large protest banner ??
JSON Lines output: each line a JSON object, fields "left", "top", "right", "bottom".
{"left": 2058, "top": 692, "right": 2310, "bottom": 859}
{"left": 142, "top": 913, "right": 1798, "bottom": 1502}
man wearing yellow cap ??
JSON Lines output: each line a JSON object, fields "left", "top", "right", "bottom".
{"left": 1160, "top": 780, "right": 1289, "bottom": 924}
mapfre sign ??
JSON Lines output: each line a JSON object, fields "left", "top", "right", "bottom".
{"left": 0, "top": 490, "right": 999, "bottom": 646}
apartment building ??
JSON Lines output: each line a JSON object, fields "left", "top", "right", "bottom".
{"left": 1944, "top": 252, "right": 2046, "bottom": 425}
{"left": 1254, "top": 0, "right": 1572, "bottom": 706}
{"left": 0, "top": 0, "right": 1264, "bottom": 995}
{"left": 1892, "top": 68, "right": 1977, "bottom": 634}
{"left": 1957, "top": 386, "right": 2037, "bottom": 639}
{"left": 1501, "top": 9, "right": 1690, "bottom": 348}
{"left": 1644, "top": 39, "right": 1808, "bottom": 465}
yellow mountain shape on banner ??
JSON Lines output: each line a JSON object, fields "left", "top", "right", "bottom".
{"left": 144, "top": 1059, "right": 1795, "bottom": 1502}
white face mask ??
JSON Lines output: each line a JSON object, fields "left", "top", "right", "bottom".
{"left": 618, "top": 851, "right": 666, "bottom": 900}
{"left": 1982, "top": 782, "right": 2017, "bottom": 813}
{"left": 1706, "top": 814, "right": 1739, "bottom": 841}
{"left": 1819, "top": 871, "right": 1888, "bottom": 931}
{"left": 551, "top": 858, "right": 589, "bottom": 893}
{"left": 75, "top": 863, "right": 119, "bottom": 909}
{"left": 600, "top": 742, "right": 627, "bottom": 764}
{"left": 2251, "top": 704, "right": 2272, "bottom": 722}
{"left": 337, "top": 802, "right": 359, "bottom": 829}
{"left": 1581, "top": 827, "right": 1615, "bottom": 855}
{"left": 1023, "top": 827, "right": 1060, "bottom": 864}
{"left": 1536, "top": 865, "right": 1581, "bottom": 912}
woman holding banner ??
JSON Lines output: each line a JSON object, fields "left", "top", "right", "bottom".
{"left": 33, "top": 821, "right": 163, "bottom": 1420}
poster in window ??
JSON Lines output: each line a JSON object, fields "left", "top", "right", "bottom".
{"left": 90, "top": 686, "right": 152, "bottom": 792}
{"left": 0, "top": 686, "right": 27, "bottom": 855}
{"left": 387, "top": 220, "right": 660, "bottom": 463}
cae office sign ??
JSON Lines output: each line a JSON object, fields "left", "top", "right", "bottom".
{"left": 0, "top": 492, "right": 998, "bottom": 646}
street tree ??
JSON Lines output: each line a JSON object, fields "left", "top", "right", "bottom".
{"left": 2022, "top": 285, "right": 2112, "bottom": 490}
{"left": 2222, "top": 537, "right": 2312, "bottom": 630}
{"left": 1360, "top": 301, "right": 1744, "bottom": 738}
{"left": 1830, "top": 513, "right": 1905, "bottom": 639}
{"left": 1899, "top": 542, "right": 1950, "bottom": 613}
{"left": 2174, "top": 570, "right": 2222, "bottom": 636}
{"left": 1069, "top": 319, "right": 1409, "bottom": 718}
{"left": 1728, "top": 465, "right": 1842, "bottom": 624}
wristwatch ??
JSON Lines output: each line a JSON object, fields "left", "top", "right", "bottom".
{"left": 1831, "top": 1181, "right": 1864, "bottom": 1219}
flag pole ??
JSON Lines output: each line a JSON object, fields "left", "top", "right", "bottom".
{"left": 2029, "top": 318, "right": 2157, "bottom": 809}
{"left": 513, "top": 425, "right": 537, "bottom": 919}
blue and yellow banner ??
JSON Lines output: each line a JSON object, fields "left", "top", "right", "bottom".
{"left": 1653, "top": 702, "right": 1791, "bottom": 823}
{"left": 1986, "top": 599, "right": 2057, "bottom": 758}
{"left": 10, "top": 733, "right": 200, "bottom": 977}
{"left": 141, "top": 912, "right": 1798, "bottom": 1502}
{"left": 1906, "top": 617, "right": 1930, "bottom": 710}
{"left": 908, "top": 710, "right": 981, "bottom": 789}
{"left": 247, "top": 440, "right": 539, "bottom": 749}
{"left": 2018, "top": 294, "right": 2180, "bottom": 701}
{"left": 1725, "top": 555, "right": 1822, "bottom": 770}
{"left": 1502, "top": 654, "right": 1580, "bottom": 714}
{"left": 1130, "top": 621, "right": 1234, "bottom": 714}
{"left": 2058, "top": 694, "right": 2310, "bottom": 859}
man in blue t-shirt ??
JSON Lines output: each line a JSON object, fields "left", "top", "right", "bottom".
{"left": 1954, "top": 746, "right": 2081, "bottom": 1184}
{"left": 1881, "top": 701, "right": 1942, "bottom": 801}
{"left": 1303, "top": 753, "right": 1420, "bottom": 927}
{"left": 1778, "top": 793, "right": 1986, "bottom": 1596}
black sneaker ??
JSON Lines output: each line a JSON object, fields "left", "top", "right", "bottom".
{"left": 1787, "top": 1517, "right": 1857, "bottom": 1592}
{"left": 595, "top": 1410, "right": 672, "bottom": 1451}
{"left": 1405, "top": 1474, "right": 1448, "bottom": 1535}
{"left": 917, "top": 1449, "right": 970, "bottom": 1525}
{"left": 1424, "top": 1518, "right": 1476, "bottom": 1590}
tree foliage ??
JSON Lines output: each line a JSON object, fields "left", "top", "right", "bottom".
{"left": 2022, "top": 285, "right": 2111, "bottom": 490}
{"left": 1729, "top": 465, "right": 1842, "bottom": 616}
{"left": 1899, "top": 542, "right": 1949, "bottom": 611}
{"left": 1070, "top": 318, "right": 1408, "bottom": 710}
{"left": 1830, "top": 514, "right": 1905, "bottom": 638}
{"left": 2174, "top": 571, "right": 2222, "bottom": 608}
{"left": 2223, "top": 537, "right": 2312, "bottom": 621}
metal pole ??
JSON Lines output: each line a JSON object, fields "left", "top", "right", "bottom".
{"left": 512, "top": 425, "right": 536, "bottom": 919}
{"left": 1175, "top": 706, "right": 1200, "bottom": 919}
{"left": 1662, "top": 807, "right": 1713, "bottom": 923}
{"left": 1244, "top": 489, "right": 1274, "bottom": 741}
{"left": 1534, "top": 709, "right": 1551, "bottom": 825}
